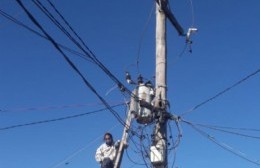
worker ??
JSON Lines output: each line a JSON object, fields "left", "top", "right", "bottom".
{"left": 95, "top": 132, "right": 119, "bottom": 168}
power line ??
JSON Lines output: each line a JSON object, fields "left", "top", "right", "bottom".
{"left": 32, "top": 0, "right": 139, "bottom": 101}
{"left": 167, "top": 123, "right": 178, "bottom": 168}
{"left": 183, "top": 120, "right": 260, "bottom": 166}
{"left": 4, "top": 0, "right": 137, "bottom": 103}
{"left": 0, "top": 8, "right": 94, "bottom": 63}
{"left": 180, "top": 68, "right": 260, "bottom": 116}
{"left": 136, "top": 2, "right": 155, "bottom": 74}
{"left": 192, "top": 123, "right": 260, "bottom": 132}
{"left": 32, "top": 0, "right": 127, "bottom": 92}
{"left": 125, "top": 148, "right": 146, "bottom": 166}
{"left": 0, "top": 101, "right": 123, "bottom": 113}
{"left": 190, "top": 122, "right": 260, "bottom": 140}
{"left": 0, "top": 103, "right": 124, "bottom": 131}
{"left": 127, "top": 130, "right": 151, "bottom": 168}
{"left": 16, "top": 0, "right": 126, "bottom": 127}
{"left": 48, "top": 123, "right": 120, "bottom": 168}
{"left": 45, "top": 0, "right": 91, "bottom": 56}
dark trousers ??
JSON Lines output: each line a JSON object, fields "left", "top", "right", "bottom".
{"left": 101, "top": 158, "right": 114, "bottom": 168}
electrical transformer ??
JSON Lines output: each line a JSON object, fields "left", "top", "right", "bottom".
{"left": 136, "top": 83, "right": 154, "bottom": 124}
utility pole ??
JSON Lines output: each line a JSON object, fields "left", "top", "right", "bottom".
{"left": 152, "top": 0, "right": 168, "bottom": 167}
{"left": 114, "top": 0, "right": 194, "bottom": 167}
{"left": 114, "top": 90, "right": 136, "bottom": 168}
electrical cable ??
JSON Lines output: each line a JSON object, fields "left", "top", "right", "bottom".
{"left": 128, "top": 130, "right": 150, "bottom": 167}
{"left": 167, "top": 122, "right": 175, "bottom": 149}
{"left": 0, "top": 103, "right": 124, "bottom": 131}
{"left": 45, "top": 0, "right": 92, "bottom": 56}
{"left": 32, "top": 0, "right": 127, "bottom": 92}
{"left": 125, "top": 148, "right": 146, "bottom": 166}
{"left": 167, "top": 123, "right": 177, "bottom": 168}
{"left": 11, "top": 0, "right": 140, "bottom": 109}
{"left": 180, "top": 68, "right": 260, "bottom": 116}
{"left": 11, "top": 2, "right": 180, "bottom": 166}
{"left": 140, "top": 126, "right": 152, "bottom": 168}
{"left": 16, "top": 0, "right": 126, "bottom": 127}
{"left": 0, "top": 8, "right": 94, "bottom": 64}
{"left": 32, "top": 0, "right": 141, "bottom": 103}
{"left": 167, "top": 122, "right": 180, "bottom": 168}
{"left": 0, "top": 1, "right": 34, "bottom": 29}
{"left": 48, "top": 123, "right": 119, "bottom": 168}
{"left": 0, "top": 101, "right": 123, "bottom": 113}
{"left": 174, "top": 120, "right": 183, "bottom": 148}
{"left": 191, "top": 122, "right": 260, "bottom": 140}
{"left": 183, "top": 120, "right": 260, "bottom": 166}
{"left": 136, "top": 2, "right": 155, "bottom": 74}
{"left": 191, "top": 124, "right": 260, "bottom": 132}
{"left": 170, "top": 146, "right": 177, "bottom": 168}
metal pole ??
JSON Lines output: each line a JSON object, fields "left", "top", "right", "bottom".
{"left": 153, "top": 0, "right": 168, "bottom": 167}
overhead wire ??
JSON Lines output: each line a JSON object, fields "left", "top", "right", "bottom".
{"left": 139, "top": 126, "right": 152, "bottom": 168}
{"left": 136, "top": 2, "right": 155, "bottom": 74}
{"left": 191, "top": 123, "right": 260, "bottom": 132}
{"left": 183, "top": 120, "right": 260, "bottom": 166}
{"left": 167, "top": 109, "right": 182, "bottom": 168}
{"left": 31, "top": 0, "right": 139, "bottom": 101}
{"left": 125, "top": 148, "right": 146, "bottom": 166}
{"left": 15, "top": 0, "right": 127, "bottom": 127}
{"left": 0, "top": 101, "right": 123, "bottom": 113}
{"left": 0, "top": 8, "right": 94, "bottom": 63}
{"left": 48, "top": 123, "right": 120, "bottom": 168}
{"left": 8, "top": 1, "right": 207, "bottom": 167}
{"left": 170, "top": 147, "right": 177, "bottom": 168}
{"left": 167, "top": 123, "right": 178, "bottom": 168}
{"left": 33, "top": 0, "right": 126, "bottom": 91}
{"left": 0, "top": 103, "right": 124, "bottom": 131}
{"left": 127, "top": 127, "right": 151, "bottom": 168}
{"left": 190, "top": 122, "right": 260, "bottom": 140}
{"left": 31, "top": 0, "right": 157, "bottom": 143}
{"left": 180, "top": 68, "right": 260, "bottom": 116}
{"left": 0, "top": 1, "right": 34, "bottom": 29}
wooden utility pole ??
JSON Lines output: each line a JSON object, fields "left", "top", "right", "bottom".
{"left": 113, "top": 91, "right": 136, "bottom": 168}
{"left": 153, "top": 0, "right": 168, "bottom": 167}
{"left": 114, "top": 1, "right": 187, "bottom": 167}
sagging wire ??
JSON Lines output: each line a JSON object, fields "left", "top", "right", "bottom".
{"left": 127, "top": 131, "right": 150, "bottom": 167}
{"left": 32, "top": 0, "right": 145, "bottom": 110}
{"left": 16, "top": 0, "right": 127, "bottom": 128}
{"left": 140, "top": 125, "right": 153, "bottom": 168}
{"left": 182, "top": 119, "right": 260, "bottom": 166}
{"left": 167, "top": 116, "right": 183, "bottom": 168}
{"left": 0, "top": 104, "right": 125, "bottom": 131}
{"left": 192, "top": 122, "right": 260, "bottom": 140}
{"left": 194, "top": 124, "right": 260, "bottom": 132}
{"left": 0, "top": 8, "right": 94, "bottom": 63}
{"left": 125, "top": 148, "right": 146, "bottom": 166}
{"left": 136, "top": 2, "right": 155, "bottom": 74}
{"left": 33, "top": 0, "right": 127, "bottom": 94}
{"left": 180, "top": 68, "right": 260, "bottom": 116}
{"left": 48, "top": 124, "right": 120, "bottom": 168}
{"left": 0, "top": 101, "right": 123, "bottom": 113}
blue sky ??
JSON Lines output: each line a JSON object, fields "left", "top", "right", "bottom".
{"left": 1, "top": 0, "right": 260, "bottom": 168}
